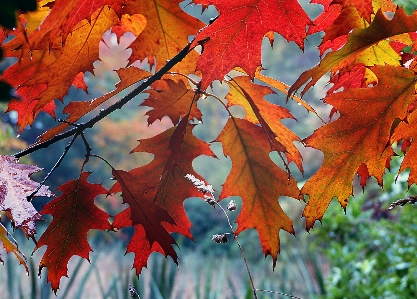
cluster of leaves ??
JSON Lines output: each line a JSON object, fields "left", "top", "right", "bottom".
{"left": 1, "top": 0, "right": 417, "bottom": 293}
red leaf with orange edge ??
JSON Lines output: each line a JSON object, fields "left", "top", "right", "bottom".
{"left": 391, "top": 110, "right": 417, "bottom": 187}
{"left": 30, "top": 7, "right": 118, "bottom": 110}
{"left": 0, "top": 223, "right": 28, "bottom": 274}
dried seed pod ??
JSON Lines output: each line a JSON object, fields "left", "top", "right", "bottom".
{"left": 227, "top": 200, "right": 236, "bottom": 211}
{"left": 211, "top": 233, "right": 228, "bottom": 243}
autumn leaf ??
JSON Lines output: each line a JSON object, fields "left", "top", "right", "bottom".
{"left": 26, "top": 0, "right": 124, "bottom": 49}
{"left": 290, "top": 7, "right": 416, "bottom": 97}
{"left": 191, "top": 0, "right": 311, "bottom": 89}
{"left": 332, "top": 0, "right": 373, "bottom": 22}
{"left": 1, "top": 48, "right": 60, "bottom": 130}
{"left": 112, "top": 169, "right": 178, "bottom": 262}
{"left": 111, "top": 13, "right": 147, "bottom": 41}
{"left": 25, "top": 6, "right": 119, "bottom": 111}
{"left": 391, "top": 109, "right": 417, "bottom": 187}
{"left": 35, "top": 172, "right": 111, "bottom": 292}
{"left": 0, "top": 222, "right": 29, "bottom": 274}
{"left": 123, "top": 0, "right": 204, "bottom": 73}
{"left": 301, "top": 65, "right": 417, "bottom": 230}
{"left": 0, "top": 155, "right": 52, "bottom": 237}
{"left": 142, "top": 78, "right": 202, "bottom": 125}
{"left": 226, "top": 76, "right": 303, "bottom": 172}
{"left": 110, "top": 119, "right": 216, "bottom": 273}
{"left": 112, "top": 208, "right": 166, "bottom": 275}
{"left": 216, "top": 118, "right": 299, "bottom": 266}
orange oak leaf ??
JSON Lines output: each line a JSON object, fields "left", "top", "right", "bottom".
{"left": 301, "top": 65, "right": 417, "bottom": 230}
{"left": 25, "top": 6, "right": 119, "bottom": 111}
{"left": 226, "top": 76, "right": 303, "bottom": 172}
{"left": 191, "top": 0, "right": 312, "bottom": 89}
{"left": 290, "top": 7, "right": 417, "bottom": 97}
{"left": 111, "top": 14, "right": 147, "bottom": 41}
{"left": 0, "top": 155, "right": 52, "bottom": 237}
{"left": 35, "top": 172, "right": 111, "bottom": 293}
{"left": 123, "top": 0, "right": 204, "bottom": 73}
{"left": 216, "top": 118, "right": 299, "bottom": 266}
{"left": 37, "top": 67, "right": 151, "bottom": 143}
{"left": 0, "top": 222, "right": 29, "bottom": 274}
{"left": 60, "top": 0, "right": 125, "bottom": 43}
{"left": 27, "top": 0, "right": 124, "bottom": 49}
{"left": 391, "top": 109, "right": 417, "bottom": 187}
{"left": 23, "top": 0, "right": 78, "bottom": 49}
{"left": 142, "top": 78, "right": 202, "bottom": 125}
{"left": 110, "top": 120, "right": 216, "bottom": 273}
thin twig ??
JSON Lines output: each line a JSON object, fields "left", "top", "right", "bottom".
{"left": 254, "top": 289, "right": 303, "bottom": 299}
{"left": 215, "top": 202, "right": 258, "bottom": 299}
{"left": 26, "top": 133, "right": 79, "bottom": 201}
{"left": 14, "top": 42, "right": 193, "bottom": 159}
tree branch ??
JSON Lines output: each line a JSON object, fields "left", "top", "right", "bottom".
{"left": 14, "top": 43, "right": 193, "bottom": 159}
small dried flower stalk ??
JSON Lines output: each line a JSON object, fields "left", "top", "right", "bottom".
{"left": 185, "top": 174, "right": 216, "bottom": 206}
{"left": 388, "top": 196, "right": 417, "bottom": 210}
{"left": 211, "top": 233, "right": 228, "bottom": 243}
{"left": 227, "top": 200, "right": 236, "bottom": 211}
{"left": 128, "top": 284, "right": 140, "bottom": 298}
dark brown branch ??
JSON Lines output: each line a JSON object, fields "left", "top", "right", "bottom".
{"left": 14, "top": 43, "right": 193, "bottom": 159}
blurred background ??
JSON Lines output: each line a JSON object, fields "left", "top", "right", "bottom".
{"left": 1, "top": 0, "right": 417, "bottom": 298}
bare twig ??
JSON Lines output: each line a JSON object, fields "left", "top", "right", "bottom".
{"left": 26, "top": 133, "right": 79, "bottom": 201}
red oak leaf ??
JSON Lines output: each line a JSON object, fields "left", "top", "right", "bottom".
{"left": 35, "top": 172, "right": 111, "bottom": 292}
{"left": 191, "top": 0, "right": 312, "bottom": 89}
{"left": 110, "top": 119, "right": 216, "bottom": 273}
{"left": 112, "top": 169, "right": 178, "bottom": 262}
{"left": 112, "top": 208, "right": 167, "bottom": 276}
